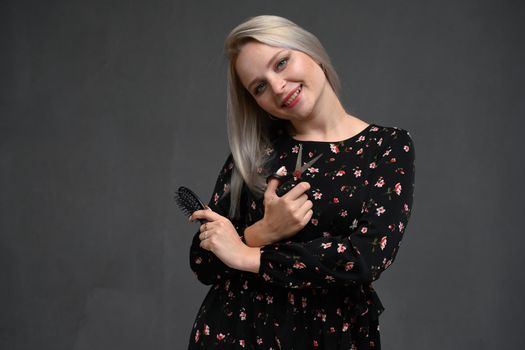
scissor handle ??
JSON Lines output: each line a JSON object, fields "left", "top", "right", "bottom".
{"left": 266, "top": 173, "right": 298, "bottom": 197}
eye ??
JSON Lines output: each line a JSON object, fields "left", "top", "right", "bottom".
{"left": 276, "top": 57, "right": 288, "bottom": 70}
{"left": 253, "top": 81, "right": 266, "bottom": 95}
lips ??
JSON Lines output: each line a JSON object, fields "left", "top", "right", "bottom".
{"left": 281, "top": 84, "right": 302, "bottom": 107}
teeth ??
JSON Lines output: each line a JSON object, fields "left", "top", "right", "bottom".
{"left": 284, "top": 86, "right": 302, "bottom": 106}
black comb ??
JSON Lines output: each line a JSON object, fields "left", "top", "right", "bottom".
{"left": 174, "top": 186, "right": 208, "bottom": 224}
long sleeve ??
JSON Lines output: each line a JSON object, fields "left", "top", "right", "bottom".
{"left": 189, "top": 153, "right": 243, "bottom": 285}
{"left": 258, "top": 129, "right": 415, "bottom": 289}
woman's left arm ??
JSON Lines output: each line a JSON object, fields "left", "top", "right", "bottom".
{"left": 257, "top": 129, "right": 416, "bottom": 288}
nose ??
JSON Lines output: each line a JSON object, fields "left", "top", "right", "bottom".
{"left": 268, "top": 76, "right": 286, "bottom": 94}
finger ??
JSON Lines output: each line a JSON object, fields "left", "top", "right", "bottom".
{"left": 297, "top": 199, "right": 313, "bottom": 218}
{"left": 301, "top": 209, "right": 314, "bottom": 226}
{"left": 199, "top": 239, "right": 210, "bottom": 251}
{"left": 283, "top": 181, "right": 311, "bottom": 200}
{"left": 191, "top": 208, "right": 221, "bottom": 222}
{"left": 265, "top": 177, "right": 281, "bottom": 195}
{"left": 198, "top": 229, "right": 212, "bottom": 241}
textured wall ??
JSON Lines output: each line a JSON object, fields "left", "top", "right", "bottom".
{"left": 1, "top": 0, "right": 524, "bottom": 349}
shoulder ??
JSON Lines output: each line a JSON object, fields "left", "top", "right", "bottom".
{"left": 368, "top": 124, "right": 414, "bottom": 150}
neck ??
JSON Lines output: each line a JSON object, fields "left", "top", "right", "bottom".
{"left": 287, "top": 85, "right": 352, "bottom": 140}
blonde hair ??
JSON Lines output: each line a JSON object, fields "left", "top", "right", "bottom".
{"left": 224, "top": 15, "right": 341, "bottom": 218}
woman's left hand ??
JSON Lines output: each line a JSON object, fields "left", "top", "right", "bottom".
{"left": 190, "top": 208, "right": 261, "bottom": 273}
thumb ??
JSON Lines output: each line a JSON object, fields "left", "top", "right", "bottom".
{"left": 265, "top": 177, "right": 281, "bottom": 196}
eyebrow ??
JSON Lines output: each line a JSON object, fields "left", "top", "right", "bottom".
{"left": 247, "top": 49, "right": 287, "bottom": 90}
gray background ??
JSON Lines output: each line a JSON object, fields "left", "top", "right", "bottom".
{"left": 2, "top": 0, "right": 524, "bottom": 349}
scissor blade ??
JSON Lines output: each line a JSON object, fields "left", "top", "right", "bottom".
{"left": 300, "top": 152, "right": 323, "bottom": 173}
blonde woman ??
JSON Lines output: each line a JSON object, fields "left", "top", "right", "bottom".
{"left": 188, "top": 15, "right": 415, "bottom": 350}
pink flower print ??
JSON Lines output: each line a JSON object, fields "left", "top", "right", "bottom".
{"left": 275, "top": 166, "right": 287, "bottom": 177}
{"left": 217, "top": 333, "right": 225, "bottom": 341}
{"left": 369, "top": 162, "right": 377, "bottom": 169}
{"left": 340, "top": 210, "right": 348, "bottom": 217}
{"left": 224, "top": 280, "right": 230, "bottom": 291}
{"left": 302, "top": 296, "right": 308, "bottom": 308}
{"left": 336, "top": 170, "right": 346, "bottom": 176}
{"left": 380, "top": 236, "right": 387, "bottom": 250}
{"left": 321, "top": 242, "right": 332, "bottom": 249}
{"left": 255, "top": 293, "right": 263, "bottom": 301}
{"left": 376, "top": 206, "right": 386, "bottom": 216}
{"left": 239, "top": 339, "right": 245, "bottom": 348}
{"left": 336, "top": 308, "right": 342, "bottom": 316}
{"left": 388, "top": 157, "right": 397, "bottom": 164}
{"left": 357, "top": 135, "right": 366, "bottom": 142}
{"left": 361, "top": 227, "right": 368, "bottom": 234}
{"left": 330, "top": 327, "right": 336, "bottom": 333}
{"left": 322, "top": 231, "right": 332, "bottom": 238}
{"left": 239, "top": 311, "right": 247, "bottom": 320}
{"left": 404, "top": 203, "right": 410, "bottom": 213}
{"left": 342, "top": 322, "right": 349, "bottom": 332}
{"left": 394, "top": 182, "right": 402, "bottom": 195}
{"left": 333, "top": 197, "right": 340, "bottom": 204}
{"left": 356, "top": 148, "right": 363, "bottom": 155}
{"left": 288, "top": 292, "right": 295, "bottom": 305}
{"left": 204, "top": 324, "right": 210, "bottom": 335}
{"left": 383, "top": 257, "right": 392, "bottom": 269}
{"left": 262, "top": 273, "right": 271, "bottom": 281}
{"left": 345, "top": 261, "right": 354, "bottom": 271}
{"left": 292, "top": 145, "right": 300, "bottom": 153}
{"left": 330, "top": 144, "right": 340, "bottom": 153}
{"left": 383, "top": 148, "right": 392, "bottom": 157}
{"left": 251, "top": 201, "right": 256, "bottom": 210}
{"left": 403, "top": 145, "right": 410, "bottom": 152}
{"left": 194, "top": 329, "right": 200, "bottom": 343}
{"left": 374, "top": 177, "right": 385, "bottom": 188}
{"left": 213, "top": 192, "right": 220, "bottom": 204}
{"left": 325, "top": 275, "right": 335, "bottom": 282}
{"left": 311, "top": 218, "right": 319, "bottom": 226}
{"left": 313, "top": 340, "right": 319, "bottom": 348}
{"left": 354, "top": 169, "right": 362, "bottom": 178}
{"left": 257, "top": 337, "right": 263, "bottom": 345}
{"left": 308, "top": 166, "right": 319, "bottom": 173}
{"left": 399, "top": 221, "right": 405, "bottom": 232}
{"left": 337, "top": 243, "right": 347, "bottom": 253}
{"left": 363, "top": 179, "right": 369, "bottom": 186}
{"left": 195, "top": 257, "right": 202, "bottom": 264}
{"left": 308, "top": 151, "right": 314, "bottom": 157}
{"left": 371, "top": 126, "right": 379, "bottom": 132}
{"left": 293, "top": 261, "right": 306, "bottom": 269}
{"left": 313, "top": 191, "right": 323, "bottom": 200}
{"left": 266, "top": 296, "right": 273, "bottom": 304}
{"left": 351, "top": 219, "right": 358, "bottom": 229}
{"left": 329, "top": 157, "right": 335, "bottom": 162}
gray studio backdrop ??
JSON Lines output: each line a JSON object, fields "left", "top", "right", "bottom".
{"left": 2, "top": 0, "right": 524, "bottom": 349}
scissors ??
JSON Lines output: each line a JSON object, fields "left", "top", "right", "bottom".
{"left": 266, "top": 144, "right": 323, "bottom": 197}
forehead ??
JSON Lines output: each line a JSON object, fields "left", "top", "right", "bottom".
{"left": 234, "top": 41, "right": 286, "bottom": 87}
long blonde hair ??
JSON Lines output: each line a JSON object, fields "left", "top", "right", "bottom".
{"left": 224, "top": 15, "right": 341, "bottom": 218}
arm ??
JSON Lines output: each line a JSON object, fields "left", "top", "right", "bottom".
{"left": 257, "top": 129, "right": 416, "bottom": 288}
{"left": 189, "top": 153, "right": 243, "bottom": 285}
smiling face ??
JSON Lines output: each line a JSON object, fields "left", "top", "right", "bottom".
{"left": 234, "top": 41, "right": 330, "bottom": 122}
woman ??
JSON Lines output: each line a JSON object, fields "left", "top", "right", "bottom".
{"left": 188, "top": 15, "right": 415, "bottom": 349}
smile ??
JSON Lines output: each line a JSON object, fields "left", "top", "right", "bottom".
{"left": 282, "top": 84, "right": 302, "bottom": 108}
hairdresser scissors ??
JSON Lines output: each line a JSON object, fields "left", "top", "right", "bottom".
{"left": 266, "top": 144, "right": 323, "bottom": 197}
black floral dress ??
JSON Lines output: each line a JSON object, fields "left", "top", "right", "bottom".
{"left": 188, "top": 124, "right": 415, "bottom": 350}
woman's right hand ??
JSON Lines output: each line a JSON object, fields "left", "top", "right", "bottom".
{"left": 245, "top": 178, "right": 313, "bottom": 246}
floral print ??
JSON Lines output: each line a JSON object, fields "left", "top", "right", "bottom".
{"left": 188, "top": 124, "right": 415, "bottom": 349}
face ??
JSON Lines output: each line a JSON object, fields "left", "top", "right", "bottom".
{"left": 234, "top": 41, "right": 329, "bottom": 121}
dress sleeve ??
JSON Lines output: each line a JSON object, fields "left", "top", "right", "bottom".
{"left": 258, "top": 129, "right": 416, "bottom": 289}
{"left": 189, "top": 153, "right": 243, "bottom": 285}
